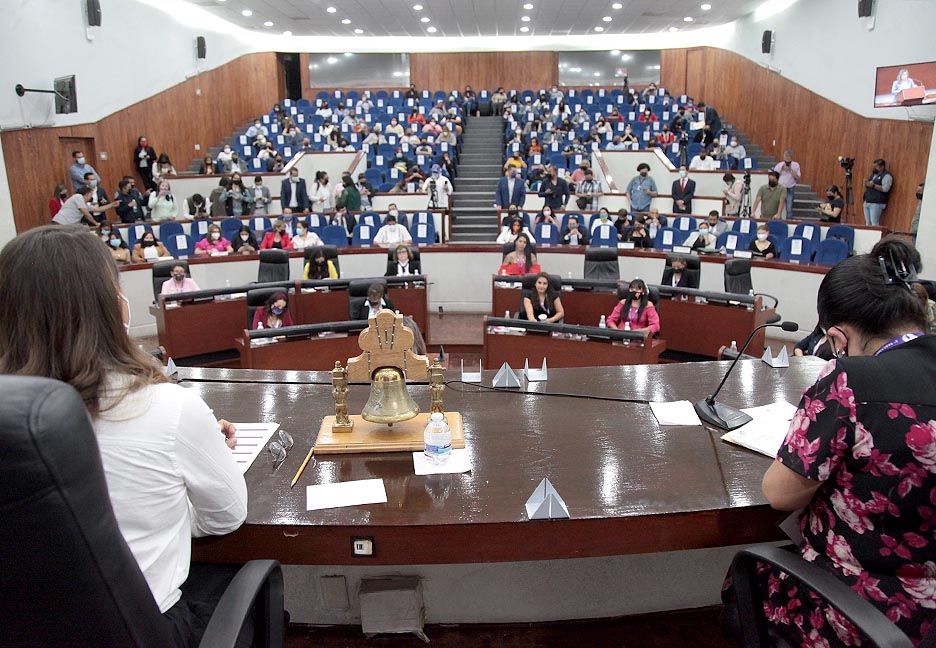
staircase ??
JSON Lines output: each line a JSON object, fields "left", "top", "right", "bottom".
{"left": 450, "top": 116, "right": 504, "bottom": 242}
{"left": 186, "top": 120, "right": 255, "bottom": 173}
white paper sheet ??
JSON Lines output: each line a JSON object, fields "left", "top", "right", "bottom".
{"left": 228, "top": 422, "right": 280, "bottom": 474}
{"left": 306, "top": 478, "right": 388, "bottom": 511}
{"left": 649, "top": 400, "right": 703, "bottom": 426}
{"left": 412, "top": 449, "right": 472, "bottom": 475}
{"left": 720, "top": 401, "right": 798, "bottom": 457}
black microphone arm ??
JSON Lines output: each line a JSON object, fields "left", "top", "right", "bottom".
{"left": 694, "top": 320, "right": 799, "bottom": 431}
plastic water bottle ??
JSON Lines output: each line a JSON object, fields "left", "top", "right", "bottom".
{"left": 598, "top": 315, "right": 607, "bottom": 328}
{"left": 504, "top": 310, "right": 510, "bottom": 319}
{"left": 423, "top": 413, "right": 452, "bottom": 464}
{"left": 730, "top": 340, "right": 738, "bottom": 352}
{"left": 747, "top": 289, "right": 755, "bottom": 312}
{"left": 623, "top": 320, "right": 631, "bottom": 346}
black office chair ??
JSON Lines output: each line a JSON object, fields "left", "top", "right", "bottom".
{"left": 247, "top": 287, "right": 285, "bottom": 329}
{"left": 730, "top": 544, "right": 931, "bottom": 648}
{"left": 583, "top": 247, "right": 619, "bottom": 281}
{"left": 663, "top": 253, "right": 701, "bottom": 289}
{"left": 501, "top": 239, "right": 537, "bottom": 262}
{"left": 0, "top": 375, "right": 284, "bottom": 648}
{"left": 617, "top": 282, "right": 660, "bottom": 306}
{"left": 349, "top": 278, "right": 388, "bottom": 319}
{"left": 724, "top": 258, "right": 780, "bottom": 318}
{"left": 257, "top": 249, "right": 289, "bottom": 283}
{"left": 303, "top": 245, "right": 341, "bottom": 278}
{"left": 152, "top": 259, "right": 189, "bottom": 302}
{"left": 385, "top": 245, "right": 421, "bottom": 275}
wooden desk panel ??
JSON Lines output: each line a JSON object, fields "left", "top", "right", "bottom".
{"left": 186, "top": 359, "right": 824, "bottom": 565}
{"left": 150, "top": 298, "right": 247, "bottom": 359}
{"left": 237, "top": 334, "right": 365, "bottom": 371}
{"left": 483, "top": 329, "right": 665, "bottom": 369}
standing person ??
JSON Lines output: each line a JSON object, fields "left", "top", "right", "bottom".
{"left": 0, "top": 226, "right": 247, "bottom": 648}
{"left": 773, "top": 150, "right": 801, "bottom": 219}
{"left": 52, "top": 187, "right": 101, "bottom": 227}
{"left": 114, "top": 178, "right": 146, "bottom": 223}
{"left": 495, "top": 168, "right": 526, "bottom": 210}
{"left": 335, "top": 175, "right": 361, "bottom": 213}
{"left": 574, "top": 168, "right": 603, "bottom": 212}
{"left": 69, "top": 150, "right": 99, "bottom": 192}
{"left": 49, "top": 184, "right": 68, "bottom": 219}
{"left": 816, "top": 185, "right": 844, "bottom": 222}
{"left": 537, "top": 165, "right": 570, "bottom": 213}
{"left": 863, "top": 158, "right": 893, "bottom": 226}
{"left": 671, "top": 165, "right": 695, "bottom": 214}
{"left": 722, "top": 238, "right": 936, "bottom": 647}
{"left": 422, "top": 165, "right": 453, "bottom": 213}
{"left": 148, "top": 180, "right": 182, "bottom": 222}
{"left": 752, "top": 171, "right": 787, "bottom": 220}
{"left": 133, "top": 136, "right": 157, "bottom": 191}
{"left": 309, "top": 171, "right": 332, "bottom": 213}
{"left": 523, "top": 272, "right": 564, "bottom": 323}
{"left": 911, "top": 181, "right": 925, "bottom": 239}
{"left": 624, "top": 163, "right": 658, "bottom": 214}
{"left": 221, "top": 176, "right": 253, "bottom": 217}
{"left": 722, "top": 172, "right": 744, "bottom": 217}
{"left": 281, "top": 168, "right": 310, "bottom": 215}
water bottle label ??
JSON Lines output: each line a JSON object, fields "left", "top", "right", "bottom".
{"left": 424, "top": 442, "right": 451, "bottom": 455}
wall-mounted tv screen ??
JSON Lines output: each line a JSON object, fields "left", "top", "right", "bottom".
{"left": 874, "top": 61, "right": 936, "bottom": 108}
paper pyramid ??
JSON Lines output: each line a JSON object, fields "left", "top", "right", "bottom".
{"left": 761, "top": 345, "right": 789, "bottom": 368}
{"left": 460, "top": 359, "right": 482, "bottom": 383}
{"left": 525, "top": 478, "right": 570, "bottom": 520}
{"left": 523, "top": 358, "right": 548, "bottom": 382}
{"left": 492, "top": 362, "right": 522, "bottom": 388}
{"left": 163, "top": 357, "right": 178, "bottom": 377}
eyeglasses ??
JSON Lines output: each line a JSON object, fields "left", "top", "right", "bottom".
{"left": 268, "top": 430, "right": 294, "bottom": 465}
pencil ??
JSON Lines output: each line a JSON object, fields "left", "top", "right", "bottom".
{"left": 290, "top": 446, "right": 315, "bottom": 488}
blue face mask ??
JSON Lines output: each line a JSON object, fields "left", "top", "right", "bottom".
{"left": 678, "top": 170, "right": 687, "bottom": 178}
{"left": 271, "top": 306, "right": 284, "bottom": 315}
{"left": 109, "top": 238, "right": 121, "bottom": 248}
{"left": 76, "top": 157, "right": 86, "bottom": 165}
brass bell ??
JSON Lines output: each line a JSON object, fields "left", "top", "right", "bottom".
{"left": 361, "top": 366, "right": 419, "bottom": 426}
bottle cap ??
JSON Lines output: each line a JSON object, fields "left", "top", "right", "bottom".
{"left": 430, "top": 412, "right": 444, "bottom": 421}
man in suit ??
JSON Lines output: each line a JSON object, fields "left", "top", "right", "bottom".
{"left": 351, "top": 283, "right": 397, "bottom": 320}
{"left": 280, "top": 167, "right": 309, "bottom": 214}
{"left": 671, "top": 165, "right": 695, "bottom": 214}
{"left": 537, "top": 165, "right": 570, "bottom": 212}
{"left": 661, "top": 256, "right": 697, "bottom": 288}
{"left": 495, "top": 168, "right": 526, "bottom": 210}
{"left": 696, "top": 102, "right": 722, "bottom": 136}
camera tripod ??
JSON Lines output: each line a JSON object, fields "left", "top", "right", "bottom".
{"left": 842, "top": 168, "right": 855, "bottom": 221}
{"left": 739, "top": 179, "right": 752, "bottom": 218}
{"left": 428, "top": 180, "right": 439, "bottom": 210}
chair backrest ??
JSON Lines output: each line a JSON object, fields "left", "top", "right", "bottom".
{"left": 731, "top": 218, "right": 757, "bottom": 236}
{"left": 663, "top": 253, "right": 701, "bottom": 288}
{"left": 412, "top": 219, "right": 436, "bottom": 245}
{"left": 826, "top": 224, "right": 855, "bottom": 254}
{"left": 191, "top": 218, "right": 212, "bottom": 241}
{"left": 583, "top": 247, "right": 619, "bottom": 281}
{"left": 534, "top": 222, "right": 558, "bottom": 244}
{"left": 257, "top": 249, "right": 290, "bottom": 282}
{"left": 348, "top": 278, "right": 387, "bottom": 318}
{"left": 724, "top": 258, "right": 753, "bottom": 295}
{"left": 501, "top": 239, "right": 538, "bottom": 261}
{"left": 251, "top": 215, "right": 273, "bottom": 237}
{"left": 352, "top": 223, "right": 376, "bottom": 247}
{"left": 385, "top": 245, "right": 420, "bottom": 263}
{"left": 125, "top": 223, "right": 153, "bottom": 248}
{"left": 813, "top": 238, "right": 850, "bottom": 267}
{"left": 151, "top": 259, "right": 189, "bottom": 301}
{"left": 654, "top": 226, "right": 680, "bottom": 250}
{"left": 673, "top": 215, "right": 697, "bottom": 232}
{"left": 321, "top": 224, "right": 350, "bottom": 247}
{"left": 779, "top": 236, "right": 814, "bottom": 263}
{"left": 591, "top": 224, "right": 616, "bottom": 247}
{"left": 246, "top": 287, "right": 285, "bottom": 328}
{"left": 220, "top": 217, "right": 243, "bottom": 243}
{"left": 0, "top": 376, "right": 176, "bottom": 647}
{"left": 163, "top": 233, "right": 194, "bottom": 259}
{"left": 616, "top": 282, "right": 660, "bottom": 306}
{"left": 793, "top": 222, "right": 821, "bottom": 246}
{"left": 303, "top": 245, "right": 341, "bottom": 278}
{"left": 158, "top": 221, "right": 184, "bottom": 240}
{"left": 766, "top": 220, "right": 789, "bottom": 245}
{"left": 717, "top": 231, "right": 748, "bottom": 253}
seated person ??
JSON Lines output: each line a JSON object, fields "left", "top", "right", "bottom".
{"left": 560, "top": 215, "right": 590, "bottom": 246}
{"left": 386, "top": 245, "right": 420, "bottom": 276}
{"left": 352, "top": 283, "right": 396, "bottom": 320}
{"left": 613, "top": 209, "right": 632, "bottom": 241}
{"left": 160, "top": 263, "right": 200, "bottom": 295}
{"left": 374, "top": 213, "right": 412, "bottom": 248}
{"left": 106, "top": 231, "right": 131, "bottom": 264}
{"left": 496, "top": 217, "right": 536, "bottom": 245}
{"left": 661, "top": 256, "right": 692, "bottom": 288}
{"left": 607, "top": 279, "right": 660, "bottom": 335}
{"left": 194, "top": 224, "right": 233, "bottom": 256}
{"left": 645, "top": 207, "right": 668, "bottom": 239}
{"left": 690, "top": 222, "right": 717, "bottom": 252}
{"left": 816, "top": 185, "right": 844, "bottom": 222}
{"left": 523, "top": 272, "right": 564, "bottom": 323}
{"left": 748, "top": 224, "right": 777, "bottom": 258}
{"left": 590, "top": 208, "right": 614, "bottom": 233}
{"left": 252, "top": 292, "right": 294, "bottom": 330}
{"left": 793, "top": 324, "right": 835, "bottom": 360}
{"left": 500, "top": 233, "right": 538, "bottom": 276}
{"left": 131, "top": 231, "right": 171, "bottom": 263}
{"left": 292, "top": 222, "right": 324, "bottom": 249}
{"left": 259, "top": 219, "right": 293, "bottom": 250}
{"left": 232, "top": 225, "right": 259, "bottom": 255}
{"left": 304, "top": 248, "right": 339, "bottom": 280}
{"left": 705, "top": 210, "right": 727, "bottom": 237}
{"left": 689, "top": 148, "right": 720, "bottom": 171}
{"left": 534, "top": 206, "right": 559, "bottom": 227}
{"left": 626, "top": 217, "right": 653, "bottom": 248}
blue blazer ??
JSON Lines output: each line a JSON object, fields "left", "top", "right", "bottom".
{"left": 280, "top": 178, "right": 310, "bottom": 212}
{"left": 495, "top": 176, "right": 527, "bottom": 209}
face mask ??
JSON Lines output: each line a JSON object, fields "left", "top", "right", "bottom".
{"left": 59, "top": 192, "right": 67, "bottom": 199}
{"left": 699, "top": 228, "right": 709, "bottom": 235}
{"left": 141, "top": 239, "right": 155, "bottom": 247}
{"left": 639, "top": 171, "right": 648, "bottom": 177}
{"left": 827, "top": 194, "right": 835, "bottom": 200}
{"left": 297, "top": 228, "right": 306, "bottom": 236}
{"left": 211, "top": 233, "right": 220, "bottom": 241}
{"left": 599, "top": 213, "right": 609, "bottom": 221}
{"left": 757, "top": 233, "right": 768, "bottom": 241}
{"left": 291, "top": 176, "right": 299, "bottom": 183}
{"left": 678, "top": 170, "right": 687, "bottom": 178}
{"left": 172, "top": 272, "right": 185, "bottom": 281}
{"left": 90, "top": 180, "right": 98, "bottom": 188}
{"left": 240, "top": 233, "right": 249, "bottom": 241}
{"left": 101, "top": 229, "right": 111, "bottom": 237}
{"left": 628, "top": 291, "right": 640, "bottom": 301}
{"left": 389, "top": 209, "right": 398, "bottom": 217}
{"left": 768, "top": 180, "right": 778, "bottom": 187}
{"left": 917, "top": 191, "right": 924, "bottom": 200}
{"left": 223, "top": 147, "right": 231, "bottom": 153}
{"left": 110, "top": 238, "right": 121, "bottom": 248}
{"left": 76, "top": 157, "right": 86, "bottom": 165}
{"left": 271, "top": 306, "right": 284, "bottom": 315}
{"left": 730, "top": 141, "right": 738, "bottom": 147}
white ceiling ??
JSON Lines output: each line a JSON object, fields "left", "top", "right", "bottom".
{"left": 188, "top": 0, "right": 764, "bottom": 38}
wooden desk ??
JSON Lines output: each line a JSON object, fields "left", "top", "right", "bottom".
{"left": 187, "top": 358, "right": 825, "bottom": 566}
{"left": 292, "top": 284, "right": 429, "bottom": 341}
{"left": 483, "top": 327, "right": 666, "bottom": 369}
{"left": 491, "top": 278, "right": 775, "bottom": 358}
{"left": 236, "top": 333, "right": 365, "bottom": 372}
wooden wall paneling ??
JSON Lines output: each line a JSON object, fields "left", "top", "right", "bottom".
{"left": 410, "top": 52, "right": 558, "bottom": 93}
{"left": 2, "top": 53, "right": 280, "bottom": 234}
{"left": 685, "top": 49, "right": 705, "bottom": 101}
{"left": 660, "top": 50, "right": 687, "bottom": 96}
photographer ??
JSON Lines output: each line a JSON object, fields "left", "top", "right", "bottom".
{"left": 863, "top": 158, "right": 893, "bottom": 226}
{"left": 773, "top": 150, "right": 801, "bottom": 219}
{"left": 817, "top": 185, "right": 844, "bottom": 222}
{"left": 421, "top": 165, "right": 453, "bottom": 213}
{"left": 722, "top": 172, "right": 744, "bottom": 217}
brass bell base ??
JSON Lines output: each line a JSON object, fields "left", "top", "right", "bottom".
{"left": 331, "top": 419, "right": 354, "bottom": 434}
{"left": 315, "top": 412, "right": 464, "bottom": 455}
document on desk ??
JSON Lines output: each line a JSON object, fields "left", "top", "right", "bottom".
{"left": 412, "top": 449, "right": 472, "bottom": 475}
{"left": 720, "top": 401, "right": 798, "bottom": 458}
{"left": 649, "top": 400, "right": 703, "bottom": 426}
{"left": 229, "top": 422, "right": 280, "bottom": 474}
{"left": 306, "top": 478, "right": 388, "bottom": 511}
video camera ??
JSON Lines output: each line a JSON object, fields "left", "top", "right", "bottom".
{"left": 838, "top": 156, "right": 855, "bottom": 172}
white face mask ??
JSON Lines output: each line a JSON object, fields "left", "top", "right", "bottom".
{"left": 211, "top": 232, "right": 220, "bottom": 241}
{"left": 240, "top": 234, "right": 249, "bottom": 241}
{"left": 757, "top": 232, "right": 768, "bottom": 241}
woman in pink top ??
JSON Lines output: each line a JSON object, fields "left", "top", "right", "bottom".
{"left": 607, "top": 278, "right": 660, "bottom": 335}
{"left": 160, "top": 263, "right": 200, "bottom": 295}
{"left": 194, "top": 224, "right": 232, "bottom": 255}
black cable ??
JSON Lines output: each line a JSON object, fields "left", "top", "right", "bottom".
{"left": 178, "top": 377, "right": 334, "bottom": 386}
{"left": 444, "top": 380, "right": 650, "bottom": 404}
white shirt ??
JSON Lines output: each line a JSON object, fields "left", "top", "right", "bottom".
{"left": 93, "top": 378, "right": 246, "bottom": 613}
{"left": 52, "top": 193, "right": 90, "bottom": 225}
{"left": 689, "top": 155, "right": 720, "bottom": 171}
{"left": 292, "top": 231, "right": 324, "bottom": 249}
{"left": 374, "top": 223, "right": 412, "bottom": 247}
{"left": 421, "top": 175, "right": 453, "bottom": 208}
{"left": 312, "top": 183, "right": 333, "bottom": 212}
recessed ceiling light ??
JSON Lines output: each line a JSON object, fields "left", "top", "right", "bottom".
{"left": 602, "top": 16, "right": 612, "bottom": 22}
{"left": 593, "top": 72, "right": 601, "bottom": 77}
{"left": 612, "top": 2, "right": 623, "bottom": 8}
{"left": 326, "top": 6, "right": 337, "bottom": 13}
{"left": 327, "top": 57, "right": 338, "bottom": 64}
{"left": 392, "top": 72, "right": 403, "bottom": 77}
{"left": 344, "top": 52, "right": 353, "bottom": 56}
{"left": 668, "top": 26, "right": 679, "bottom": 32}
{"left": 521, "top": 15, "right": 531, "bottom": 22}
{"left": 701, "top": 3, "right": 712, "bottom": 9}
{"left": 354, "top": 28, "right": 364, "bottom": 34}
{"left": 569, "top": 67, "right": 582, "bottom": 72}
{"left": 241, "top": 9, "right": 252, "bottom": 16}
{"left": 420, "top": 16, "right": 430, "bottom": 23}
{"left": 311, "top": 64, "right": 318, "bottom": 69}
{"left": 263, "top": 20, "right": 273, "bottom": 27}
{"left": 426, "top": 26, "right": 437, "bottom": 32}
{"left": 520, "top": 25, "right": 530, "bottom": 32}
{"left": 610, "top": 49, "right": 620, "bottom": 55}
{"left": 653, "top": 65, "right": 661, "bottom": 70}
{"left": 594, "top": 26, "right": 604, "bottom": 31}
{"left": 413, "top": 3, "right": 423, "bottom": 10}
{"left": 341, "top": 18, "right": 351, "bottom": 24}
{"left": 523, "top": 2, "right": 534, "bottom": 8}
{"left": 282, "top": 30, "right": 292, "bottom": 36}
{"left": 620, "top": 54, "right": 631, "bottom": 61}
{"left": 684, "top": 16, "right": 694, "bottom": 22}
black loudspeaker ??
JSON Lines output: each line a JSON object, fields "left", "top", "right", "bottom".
{"left": 196, "top": 36, "right": 207, "bottom": 59}
{"left": 761, "top": 30, "right": 773, "bottom": 54}
{"left": 86, "top": 0, "right": 101, "bottom": 27}
{"left": 858, "top": 0, "right": 873, "bottom": 17}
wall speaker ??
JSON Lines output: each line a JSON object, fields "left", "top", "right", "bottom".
{"left": 86, "top": 0, "right": 102, "bottom": 27}
{"left": 858, "top": 0, "right": 874, "bottom": 17}
{"left": 761, "top": 30, "right": 773, "bottom": 54}
{"left": 196, "top": 36, "right": 207, "bottom": 59}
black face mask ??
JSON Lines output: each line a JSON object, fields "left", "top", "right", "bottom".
{"left": 628, "top": 291, "right": 641, "bottom": 301}
{"left": 172, "top": 273, "right": 185, "bottom": 281}
{"left": 917, "top": 191, "right": 925, "bottom": 200}
{"left": 768, "top": 180, "right": 778, "bottom": 187}
{"left": 142, "top": 239, "right": 156, "bottom": 247}
{"left": 59, "top": 192, "right": 67, "bottom": 199}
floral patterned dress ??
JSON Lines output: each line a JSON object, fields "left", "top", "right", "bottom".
{"left": 757, "top": 339, "right": 936, "bottom": 646}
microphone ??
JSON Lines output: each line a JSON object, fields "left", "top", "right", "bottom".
{"left": 694, "top": 320, "right": 799, "bottom": 430}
